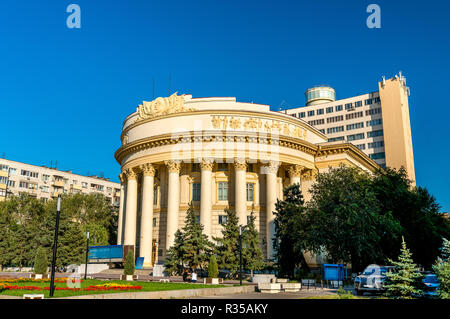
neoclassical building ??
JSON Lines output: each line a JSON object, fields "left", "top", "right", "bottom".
{"left": 115, "top": 93, "right": 378, "bottom": 268}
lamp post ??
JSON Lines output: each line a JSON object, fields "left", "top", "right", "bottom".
{"left": 49, "top": 195, "right": 61, "bottom": 297}
{"left": 239, "top": 225, "right": 242, "bottom": 286}
{"left": 84, "top": 231, "right": 90, "bottom": 280}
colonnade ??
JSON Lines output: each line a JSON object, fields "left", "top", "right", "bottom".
{"left": 117, "top": 160, "right": 306, "bottom": 267}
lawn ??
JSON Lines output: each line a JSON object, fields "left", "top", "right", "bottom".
{"left": 0, "top": 279, "right": 224, "bottom": 298}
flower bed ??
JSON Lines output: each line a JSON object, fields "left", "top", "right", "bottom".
{"left": 0, "top": 277, "right": 83, "bottom": 284}
{"left": 0, "top": 283, "right": 142, "bottom": 292}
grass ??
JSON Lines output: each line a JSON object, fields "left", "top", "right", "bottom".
{"left": 0, "top": 279, "right": 225, "bottom": 298}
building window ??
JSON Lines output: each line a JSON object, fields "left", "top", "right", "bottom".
{"left": 345, "top": 111, "right": 364, "bottom": 120}
{"left": 374, "top": 97, "right": 380, "bottom": 103}
{"left": 346, "top": 122, "right": 364, "bottom": 131}
{"left": 369, "top": 152, "right": 386, "bottom": 160}
{"left": 355, "top": 101, "right": 362, "bottom": 107}
{"left": 368, "top": 141, "right": 385, "bottom": 149}
{"left": 367, "top": 130, "right": 384, "bottom": 138}
{"left": 319, "top": 129, "right": 325, "bottom": 134}
{"left": 327, "top": 126, "right": 344, "bottom": 134}
{"left": 366, "top": 119, "right": 382, "bottom": 127}
{"left": 308, "top": 119, "right": 325, "bottom": 126}
{"left": 335, "top": 105, "right": 343, "bottom": 111}
{"left": 41, "top": 185, "right": 50, "bottom": 193}
{"left": 8, "top": 180, "right": 15, "bottom": 187}
{"left": 192, "top": 183, "right": 201, "bottom": 201}
{"left": 153, "top": 186, "right": 158, "bottom": 205}
{"left": 218, "top": 182, "right": 228, "bottom": 200}
{"left": 217, "top": 163, "right": 228, "bottom": 171}
{"left": 326, "top": 107, "right": 333, "bottom": 114}
{"left": 19, "top": 181, "right": 29, "bottom": 189}
{"left": 192, "top": 163, "right": 200, "bottom": 172}
{"left": 0, "top": 176, "right": 7, "bottom": 184}
{"left": 82, "top": 182, "right": 88, "bottom": 188}
{"left": 307, "top": 110, "right": 315, "bottom": 117}
{"left": 291, "top": 113, "right": 297, "bottom": 117}
{"left": 364, "top": 98, "right": 373, "bottom": 105}
{"left": 0, "top": 165, "right": 8, "bottom": 171}
{"left": 152, "top": 217, "right": 157, "bottom": 227}
{"left": 347, "top": 133, "right": 365, "bottom": 141}
{"left": 42, "top": 174, "right": 50, "bottom": 182}
{"left": 246, "top": 183, "right": 254, "bottom": 201}
{"left": 20, "top": 170, "right": 38, "bottom": 178}
{"left": 355, "top": 144, "right": 366, "bottom": 150}
{"left": 8, "top": 168, "right": 17, "bottom": 175}
{"left": 365, "top": 108, "right": 381, "bottom": 116}
{"left": 218, "top": 215, "right": 228, "bottom": 225}
{"left": 317, "top": 109, "right": 324, "bottom": 115}
{"left": 246, "top": 164, "right": 254, "bottom": 173}
{"left": 298, "top": 112, "right": 305, "bottom": 118}
{"left": 328, "top": 136, "right": 345, "bottom": 142}
{"left": 326, "top": 115, "right": 344, "bottom": 124}
{"left": 196, "top": 216, "right": 200, "bottom": 223}
{"left": 345, "top": 103, "right": 353, "bottom": 110}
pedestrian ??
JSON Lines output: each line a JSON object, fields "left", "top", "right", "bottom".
{"left": 183, "top": 269, "right": 189, "bottom": 282}
{"left": 191, "top": 270, "right": 197, "bottom": 283}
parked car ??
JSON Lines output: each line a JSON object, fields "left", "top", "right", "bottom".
{"left": 422, "top": 274, "right": 440, "bottom": 297}
{"left": 354, "top": 264, "right": 396, "bottom": 295}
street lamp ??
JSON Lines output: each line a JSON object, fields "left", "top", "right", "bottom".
{"left": 239, "top": 225, "right": 242, "bottom": 286}
{"left": 49, "top": 195, "right": 61, "bottom": 297}
{"left": 84, "top": 231, "right": 90, "bottom": 280}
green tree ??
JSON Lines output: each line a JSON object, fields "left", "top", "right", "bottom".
{"left": 371, "top": 167, "right": 450, "bottom": 268}
{"left": 164, "top": 229, "right": 186, "bottom": 275}
{"left": 124, "top": 250, "right": 135, "bottom": 275}
{"left": 273, "top": 184, "right": 309, "bottom": 278}
{"left": 242, "top": 211, "right": 265, "bottom": 277}
{"left": 34, "top": 247, "right": 48, "bottom": 274}
{"left": 434, "top": 261, "right": 450, "bottom": 299}
{"left": 214, "top": 209, "right": 240, "bottom": 277}
{"left": 182, "top": 202, "right": 213, "bottom": 269}
{"left": 305, "top": 166, "right": 401, "bottom": 272}
{"left": 384, "top": 237, "right": 423, "bottom": 299}
{"left": 208, "top": 255, "right": 219, "bottom": 278}
{"left": 438, "top": 238, "right": 450, "bottom": 263}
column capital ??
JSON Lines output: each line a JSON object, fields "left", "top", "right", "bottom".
{"left": 288, "top": 164, "right": 304, "bottom": 177}
{"left": 301, "top": 168, "right": 318, "bottom": 181}
{"left": 200, "top": 159, "right": 214, "bottom": 171}
{"left": 165, "top": 160, "right": 181, "bottom": 173}
{"left": 140, "top": 163, "right": 156, "bottom": 176}
{"left": 261, "top": 161, "right": 279, "bottom": 175}
{"left": 233, "top": 159, "right": 247, "bottom": 171}
{"left": 123, "top": 168, "right": 138, "bottom": 180}
{"left": 119, "top": 172, "right": 126, "bottom": 184}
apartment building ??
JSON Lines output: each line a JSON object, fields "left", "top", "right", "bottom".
{"left": 282, "top": 72, "right": 415, "bottom": 183}
{"left": 0, "top": 158, "right": 121, "bottom": 206}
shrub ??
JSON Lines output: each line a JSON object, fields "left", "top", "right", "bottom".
{"left": 208, "top": 255, "right": 219, "bottom": 278}
{"left": 34, "top": 247, "right": 48, "bottom": 274}
{"left": 337, "top": 287, "right": 354, "bottom": 299}
{"left": 124, "top": 250, "right": 135, "bottom": 276}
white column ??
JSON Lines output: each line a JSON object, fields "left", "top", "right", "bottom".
{"left": 234, "top": 160, "right": 247, "bottom": 226}
{"left": 200, "top": 160, "right": 213, "bottom": 240}
{"left": 288, "top": 164, "right": 303, "bottom": 186}
{"left": 117, "top": 173, "right": 126, "bottom": 245}
{"left": 264, "top": 161, "right": 279, "bottom": 259}
{"left": 166, "top": 160, "right": 181, "bottom": 249}
{"left": 139, "top": 163, "right": 155, "bottom": 268}
{"left": 123, "top": 168, "right": 138, "bottom": 249}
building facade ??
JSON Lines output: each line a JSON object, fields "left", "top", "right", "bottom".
{"left": 0, "top": 158, "right": 121, "bottom": 206}
{"left": 115, "top": 92, "right": 379, "bottom": 268}
{"left": 283, "top": 73, "right": 415, "bottom": 183}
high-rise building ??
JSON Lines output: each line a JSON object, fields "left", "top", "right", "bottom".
{"left": 282, "top": 72, "right": 415, "bottom": 183}
{"left": 0, "top": 158, "right": 121, "bottom": 206}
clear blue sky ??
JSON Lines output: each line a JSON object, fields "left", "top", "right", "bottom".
{"left": 1, "top": 0, "right": 449, "bottom": 212}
